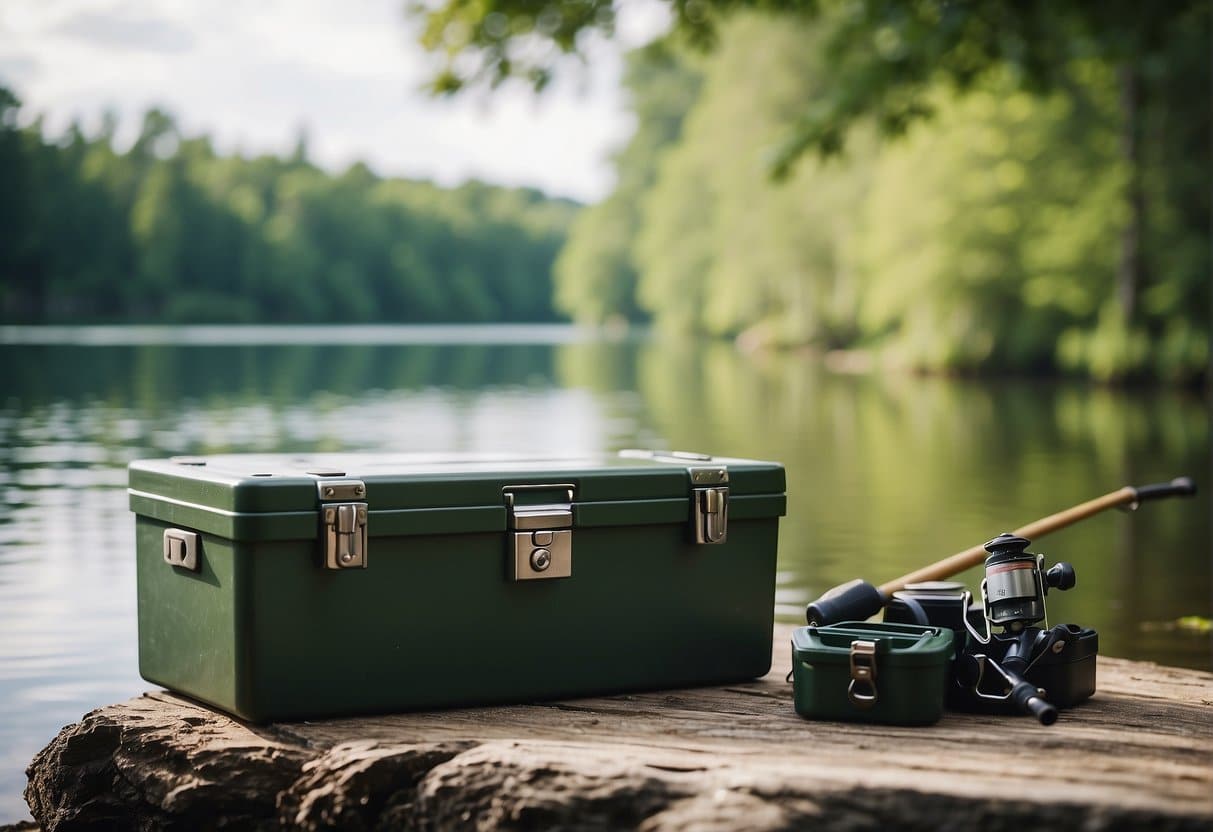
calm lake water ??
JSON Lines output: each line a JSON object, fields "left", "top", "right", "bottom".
{"left": 1, "top": 325, "right": 1209, "bottom": 821}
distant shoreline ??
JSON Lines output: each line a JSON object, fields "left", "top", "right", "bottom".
{"left": 0, "top": 323, "right": 644, "bottom": 347}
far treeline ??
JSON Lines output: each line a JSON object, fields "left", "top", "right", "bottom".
{"left": 2, "top": 1, "right": 1210, "bottom": 386}
{"left": 0, "top": 87, "right": 576, "bottom": 325}
{"left": 425, "top": 0, "right": 1209, "bottom": 383}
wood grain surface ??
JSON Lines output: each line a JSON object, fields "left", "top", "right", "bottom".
{"left": 23, "top": 625, "right": 1213, "bottom": 831}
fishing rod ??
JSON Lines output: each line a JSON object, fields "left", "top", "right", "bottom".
{"left": 806, "top": 476, "right": 1197, "bottom": 627}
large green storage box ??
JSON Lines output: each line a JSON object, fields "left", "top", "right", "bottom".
{"left": 130, "top": 451, "right": 785, "bottom": 721}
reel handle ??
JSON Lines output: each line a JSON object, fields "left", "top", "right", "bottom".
{"left": 1008, "top": 677, "right": 1058, "bottom": 725}
{"left": 1019, "top": 689, "right": 1058, "bottom": 726}
{"left": 1045, "top": 562, "right": 1076, "bottom": 591}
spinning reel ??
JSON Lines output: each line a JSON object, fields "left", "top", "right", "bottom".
{"left": 885, "top": 533, "right": 1096, "bottom": 725}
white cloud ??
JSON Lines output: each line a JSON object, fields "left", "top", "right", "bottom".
{"left": 0, "top": 0, "right": 669, "bottom": 201}
{"left": 52, "top": 6, "right": 196, "bottom": 53}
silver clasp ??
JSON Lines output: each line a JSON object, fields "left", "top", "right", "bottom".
{"left": 689, "top": 466, "right": 729, "bottom": 544}
{"left": 505, "top": 483, "right": 575, "bottom": 581}
{"left": 848, "top": 639, "right": 879, "bottom": 708}
{"left": 319, "top": 480, "right": 368, "bottom": 569}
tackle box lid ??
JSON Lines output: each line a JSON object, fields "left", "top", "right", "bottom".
{"left": 792, "top": 622, "right": 954, "bottom": 668}
{"left": 129, "top": 450, "right": 786, "bottom": 542}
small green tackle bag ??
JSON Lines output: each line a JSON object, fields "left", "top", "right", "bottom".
{"left": 791, "top": 621, "right": 954, "bottom": 725}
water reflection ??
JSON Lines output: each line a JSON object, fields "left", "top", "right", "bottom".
{"left": 0, "top": 331, "right": 1209, "bottom": 821}
{"left": 561, "top": 337, "right": 1210, "bottom": 669}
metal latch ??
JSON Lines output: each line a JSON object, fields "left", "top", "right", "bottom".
{"left": 318, "top": 480, "right": 367, "bottom": 569}
{"left": 689, "top": 466, "right": 729, "bottom": 544}
{"left": 163, "top": 528, "right": 199, "bottom": 571}
{"left": 848, "top": 639, "right": 879, "bottom": 708}
{"left": 505, "top": 483, "right": 574, "bottom": 581}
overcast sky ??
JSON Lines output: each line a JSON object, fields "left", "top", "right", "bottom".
{"left": 0, "top": 0, "right": 669, "bottom": 202}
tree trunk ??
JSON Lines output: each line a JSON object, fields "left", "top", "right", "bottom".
{"left": 1118, "top": 62, "right": 1144, "bottom": 324}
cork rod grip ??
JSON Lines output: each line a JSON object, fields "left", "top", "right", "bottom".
{"left": 877, "top": 486, "right": 1139, "bottom": 596}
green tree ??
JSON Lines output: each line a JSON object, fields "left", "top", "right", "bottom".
{"left": 0, "top": 88, "right": 580, "bottom": 325}
{"left": 414, "top": 1, "right": 1201, "bottom": 174}
{"left": 129, "top": 160, "right": 186, "bottom": 314}
{"left": 634, "top": 14, "right": 875, "bottom": 346}
{"left": 553, "top": 40, "right": 702, "bottom": 326}
{"left": 417, "top": 0, "right": 1210, "bottom": 382}
{"left": 856, "top": 69, "right": 1126, "bottom": 374}
{"left": 0, "top": 89, "right": 40, "bottom": 319}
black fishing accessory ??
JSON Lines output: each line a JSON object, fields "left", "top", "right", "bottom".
{"left": 887, "top": 534, "right": 1094, "bottom": 725}
{"left": 957, "top": 534, "right": 1095, "bottom": 724}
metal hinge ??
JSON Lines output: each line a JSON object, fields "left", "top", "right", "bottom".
{"left": 689, "top": 466, "right": 729, "bottom": 544}
{"left": 505, "top": 483, "right": 574, "bottom": 581}
{"left": 318, "top": 480, "right": 367, "bottom": 569}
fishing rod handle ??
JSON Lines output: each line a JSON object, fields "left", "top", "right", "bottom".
{"left": 879, "top": 488, "right": 1138, "bottom": 595}
{"left": 1132, "top": 477, "right": 1196, "bottom": 503}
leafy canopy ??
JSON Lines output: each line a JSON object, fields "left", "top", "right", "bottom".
{"left": 413, "top": 0, "right": 1198, "bottom": 171}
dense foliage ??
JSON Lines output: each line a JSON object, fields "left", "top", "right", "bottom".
{"left": 540, "top": 6, "right": 1209, "bottom": 382}
{"left": 0, "top": 90, "right": 576, "bottom": 324}
{"left": 552, "top": 41, "right": 702, "bottom": 327}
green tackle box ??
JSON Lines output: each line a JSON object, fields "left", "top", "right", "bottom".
{"left": 130, "top": 451, "right": 786, "bottom": 721}
{"left": 791, "top": 621, "right": 954, "bottom": 725}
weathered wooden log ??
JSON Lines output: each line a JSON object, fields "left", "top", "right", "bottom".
{"left": 24, "top": 626, "right": 1213, "bottom": 831}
